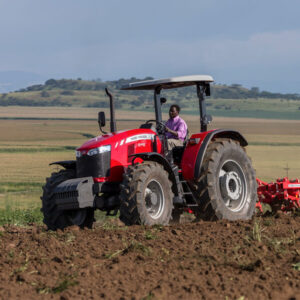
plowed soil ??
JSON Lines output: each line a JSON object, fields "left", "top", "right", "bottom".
{"left": 0, "top": 213, "right": 299, "bottom": 300}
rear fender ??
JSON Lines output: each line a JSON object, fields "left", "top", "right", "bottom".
{"left": 50, "top": 160, "right": 76, "bottom": 170}
{"left": 130, "top": 152, "right": 180, "bottom": 197}
{"left": 182, "top": 129, "right": 248, "bottom": 181}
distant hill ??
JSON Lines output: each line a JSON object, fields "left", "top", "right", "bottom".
{"left": 1, "top": 77, "right": 300, "bottom": 119}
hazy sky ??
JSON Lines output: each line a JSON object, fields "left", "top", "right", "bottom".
{"left": 1, "top": 0, "right": 300, "bottom": 92}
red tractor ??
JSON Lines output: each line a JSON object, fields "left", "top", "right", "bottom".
{"left": 41, "top": 75, "right": 257, "bottom": 230}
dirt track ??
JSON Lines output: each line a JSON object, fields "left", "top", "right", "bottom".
{"left": 0, "top": 213, "right": 299, "bottom": 300}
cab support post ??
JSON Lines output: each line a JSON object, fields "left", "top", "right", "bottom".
{"left": 197, "top": 83, "right": 211, "bottom": 132}
{"left": 154, "top": 87, "right": 162, "bottom": 123}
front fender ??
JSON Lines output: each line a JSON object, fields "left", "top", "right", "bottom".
{"left": 50, "top": 160, "right": 76, "bottom": 170}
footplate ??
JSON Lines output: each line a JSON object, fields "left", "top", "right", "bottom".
{"left": 54, "top": 177, "right": 95, "bottom": 210}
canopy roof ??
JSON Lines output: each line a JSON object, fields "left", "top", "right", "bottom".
{"left": 121, "top": 75, "right": 214, "bottom": 90}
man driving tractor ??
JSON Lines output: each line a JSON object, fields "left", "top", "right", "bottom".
{"left": 165, "top": 104, "right": 188, "bottom": 149}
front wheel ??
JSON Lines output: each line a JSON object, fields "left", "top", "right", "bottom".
{"left": 119, "top": 162, "right": 174, "bottom": 226}
{"left": 41, "top": 169, "right": 94, "bottom": 230}
{"left": 195, "top": 138, "right": 257, "bottom": 221}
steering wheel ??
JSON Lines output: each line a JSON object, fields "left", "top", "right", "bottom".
{"left": 146, "top": 120, "right": 167, "bottom": 134}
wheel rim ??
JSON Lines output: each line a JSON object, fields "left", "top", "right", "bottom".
{"left": 218, "top": 159, "right": 247, "bottom": 212}
{"left": 66, "top": 209, "right": 87, "bottom": 226}
{"left": 144, "top": 179, "right": 165, "bottom": 219}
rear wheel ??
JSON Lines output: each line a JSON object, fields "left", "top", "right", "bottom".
{"left": 119, "top": 162, "right": 174, "bottom": 225}
{"left": 41, "top": 169, "right": 94, "bottom": 230}
{"left": 195, "top": 138, "right": 257, "bottom": 220}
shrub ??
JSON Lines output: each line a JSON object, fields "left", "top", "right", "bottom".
{"left": 60, "top": 90, "right": 74, "bottom": 96}
{"left": 41, "top": 91, "right": 50, "bottom": 97}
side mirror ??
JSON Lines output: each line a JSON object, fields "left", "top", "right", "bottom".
{"left": 160, "top": 97, "right": 167, "bottom": 104}
{"left": 98, "top": 111, "right": 106, "bottom": 128}
{"left": 204, "top": 114, "right": 212, "bottom": 124}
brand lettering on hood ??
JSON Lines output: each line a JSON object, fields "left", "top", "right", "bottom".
{"left": 125, "top": 134, "right": 154, "bottom": 144}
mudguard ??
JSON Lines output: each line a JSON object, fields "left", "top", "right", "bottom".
{"left": 50, "top": 160, "right": 76, "bottom": 170}
{"left": 182, "top": 129, "right": 248, "bottom": 181}
{"left": 130, "top": 152, "right": 181, "bottom": 197}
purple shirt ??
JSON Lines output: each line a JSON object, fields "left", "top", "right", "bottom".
{"left": 165, "top": 116, "right": 188, "bottom": 141}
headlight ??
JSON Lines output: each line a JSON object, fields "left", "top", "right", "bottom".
{"left": 87, "top": 145, "right": 111, "bottom": 156}
{"left": 76, "top": 145, "right": 111, "bottom": 157}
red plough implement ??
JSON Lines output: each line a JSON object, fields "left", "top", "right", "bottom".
{"left": 256, "top": 177, "right": 300, "bottom": 212}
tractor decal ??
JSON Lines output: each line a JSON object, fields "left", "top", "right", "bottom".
{"left": 125, "top": 134, "right": 155, "bottom": 144}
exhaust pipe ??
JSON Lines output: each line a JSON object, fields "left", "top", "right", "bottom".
{"left": 105, "top": 88, "right": 117, "bottom": 133}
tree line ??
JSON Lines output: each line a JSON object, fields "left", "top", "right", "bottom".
{"left": 15, "top": 78, "right": 300, "bottom": 100}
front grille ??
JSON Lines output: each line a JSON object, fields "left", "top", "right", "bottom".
{"left": 76, "top": 151, "right": 111, "bottom": 178}
{"left": 54, "top": 191, "right": 78, "bottom": 200}
{"left": 54, "top": 190, "right": 79, "bottom": 210}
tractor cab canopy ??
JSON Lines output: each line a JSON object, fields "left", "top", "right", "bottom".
{"left": 121, "top": 75, "right": 214, "bottom": 91}
{"left": 121, "top": 75, "right": 214, "bottom": 132}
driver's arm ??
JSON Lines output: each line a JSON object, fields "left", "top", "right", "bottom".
{"left": 165, "top": 127, "right": 178, "bottom": 137}
{"left": 166, "top": 121, "right": 187, "bottom": 139}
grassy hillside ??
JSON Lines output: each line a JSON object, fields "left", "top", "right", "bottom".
{"left": 1, "top": 78, "right": 300, "bottom": 119}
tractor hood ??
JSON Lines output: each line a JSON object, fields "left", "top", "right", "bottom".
{"left": 75, "top": 128, "right": 161, "bottom": 182}
{"left": 76, "top": 128, "right": 157, "bottom": 152}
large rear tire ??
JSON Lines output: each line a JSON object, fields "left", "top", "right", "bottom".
{"left": 119, "top": 162, "right": 174, "bottom": 226}
{"left": 41, "top": 169, "right": 94, "bottom": 230}
{"left": 195, "top": 138, "right": 257, "bottom": 221}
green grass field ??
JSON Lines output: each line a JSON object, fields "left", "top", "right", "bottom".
{"left": 0, "top": 106, "right": 299, "bottom": 224}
